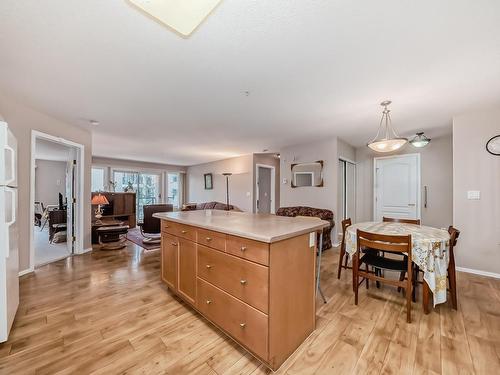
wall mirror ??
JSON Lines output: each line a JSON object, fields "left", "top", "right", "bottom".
{"left": 291, "top": 161, "right": 324, "bottom": 187}
{"left": 486, "top": 135, "right": 500, "bottom": 155}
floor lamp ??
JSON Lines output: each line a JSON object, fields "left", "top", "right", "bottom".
{"left": 222, "top": 173, "right": 232, "bottom": 210}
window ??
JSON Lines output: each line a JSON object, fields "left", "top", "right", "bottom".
{"left": 167, "top": 173, "right": 180, "bottom": 208}
{"left": 112, "top": 170, "right": 161, "bottom": 221}
{"left": 91, "top": 167, "right": 105, "bottom": 192}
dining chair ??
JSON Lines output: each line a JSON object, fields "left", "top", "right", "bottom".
{"left": 383, "top": 217, "right": 421, "bottom": 225}
{"left": 337, "top": 218, "right": 352, "bottom": 279}
{"left": 354, "top": 229, "right": 413, "bottom": 323}
{"left": 382, "top": 216, "right": 420, "bottom": 291}
{"left": 447, "top": 226, "right": 460, "bottom": 309}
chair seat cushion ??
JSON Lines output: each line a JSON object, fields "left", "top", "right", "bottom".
{"left": 360, "top": 252, "right": 407, "bottom": 271}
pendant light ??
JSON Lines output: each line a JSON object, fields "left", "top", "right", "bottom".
{"left": 409, "top": 132, "right": 431, "bottom": 148}
{"left": 367, "top": 100, "right": 408, "bottom": 153}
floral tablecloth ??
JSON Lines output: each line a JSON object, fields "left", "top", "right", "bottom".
{"left": 345, "top": 222, "right": 450, "bottom": 306}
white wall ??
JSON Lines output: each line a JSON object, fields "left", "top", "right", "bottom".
{"left": 355, "top": 134, "right": 453, "bottom": 229}
{"left": 35, "top": 160, "right": 67, "bottom": 205}
{"left": 453, "top": 109, "right": 500, "bottom": 275}
{"left": 0, "top": 91, "right": 92, "bottom": 272}
{"left": 186, "top": 154, "right": 254, "bottom": 212}
{"left": 280, "top": 137, "right": 338, "bottom": 212}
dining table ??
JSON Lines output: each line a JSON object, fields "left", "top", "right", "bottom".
{"left": 344, "top": 221, "right": 451, "bottom": 314}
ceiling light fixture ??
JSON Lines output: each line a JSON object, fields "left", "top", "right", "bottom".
{"left": 128, "top": 0, "right": 222, "bottom": 37}
{"left": 367, "top": 100, "right": 407, "bottom": 153}
{"left": 89, "top": 120, "right": 100, "bottom": 126}
{"left": 409, "top": 132, "right": 431, "bottom": 148}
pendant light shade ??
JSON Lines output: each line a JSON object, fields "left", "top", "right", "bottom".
{"left": 367, "top": 100, "right": 407, "bottom": 153}
{"left": 409, "top": 132, "right": 431, "bottom": 148}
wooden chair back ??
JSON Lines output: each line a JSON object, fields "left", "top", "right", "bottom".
{"left": 448, "top": 226, "right": 460, "bottom": 247}
{"left": 383, "top": 217, "right": 421, "bottom": 225}
{"left": 341, "top": 218, "right": 352, "bottom": 250}
{"left": 356, "top": 229, "right": 412, "bottom": 261}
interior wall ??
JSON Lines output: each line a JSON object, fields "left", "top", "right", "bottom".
{"left": 0, "top": 92, "right": 93, "bottom": 272}
{"left": 186, "top": 154, "right": 254, "bottom": 212}
{"left": 35, "top": 160, "right": 67, "bottom": 206}
{"left": 252, "top": 153, "right": 280, "bottom": 213}
{"left": 355, "top": 134, "right": 453, "bottom": 229}
{"left": 453, "top": 109, "right": 500, "bottom": 274}
{"left": 280, "top": 137, "right": 339, "bottom": 245}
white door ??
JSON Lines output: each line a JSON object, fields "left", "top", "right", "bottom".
{"left": 257, "top": 166, "right": 272, "bottom": 214}
{"left": 0, "top": 186, "right": 19, "bottom": 342}
{"left": 374, "top": 154, "right": 420, "bottom": 221}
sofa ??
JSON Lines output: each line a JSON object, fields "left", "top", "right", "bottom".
{"left": 276, "top": 206, "right": 334, "bottom": 251}
{"left": 182, "top": 201, "right": 238, "bottom": 211}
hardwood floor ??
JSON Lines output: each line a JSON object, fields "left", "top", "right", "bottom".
{"left": 1, "top": 242, "right": 499, "bottom": 374}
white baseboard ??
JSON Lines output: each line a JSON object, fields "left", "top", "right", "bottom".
{"left": 80, "top": 247, "right": 93, "bottom": 254}
{"left": 18, "top": 268, "right": 34, "bottom": 277}
{"left": 456, "top": 267, "right": 500, "bottom": 279}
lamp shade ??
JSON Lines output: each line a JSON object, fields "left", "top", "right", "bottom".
{"left": 91, "top": 194, "right": 109, "bottom": 205}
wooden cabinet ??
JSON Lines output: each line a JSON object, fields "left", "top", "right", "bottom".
{"left": 161, "top": 234, "right": 177, "bottom": 289}
{"left": 91, "top": 192, "right": 136, "bottom": 228}
{"left": 159, "top": 218, "right": 316, "bottom": 371}
{"left": 177, "top": 238, "right": 196, "bottom": 304}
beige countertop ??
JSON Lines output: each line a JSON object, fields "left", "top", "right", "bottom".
{"left": 153, "top": 210, "right": 330, "bottom": 243}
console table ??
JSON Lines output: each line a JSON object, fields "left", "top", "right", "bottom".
{"left": 154, "top": 210, "right": 329, "bottom": 370}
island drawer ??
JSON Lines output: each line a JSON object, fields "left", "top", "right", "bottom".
{"left": 162, "top": 221, "right": 196, "bottom": 241}
{"left": 198, "top": 245, "right": 269, "bottom": 314}
{"left": 226, "top": 235, "right": 269, "bottom": 266}
{"left": 197, "top": 228, "right": 226, "bottom": 251}
{"left": 197, "top": 278, "right": 268, "bottom": 361}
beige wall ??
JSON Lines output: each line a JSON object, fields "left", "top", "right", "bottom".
{"left": 92, "top": 156, "right": 186, "bottom": 174}
{"left": 186, "top": 154, "right": 254, "bottom": 212}
{"left": 453, "top": 109, "right": 500, "bottom": 274}
{"left": 355, "top": 134, "right": 453, "bottom": 229}
{"left": 0, "top": 92, "right": 92, "bottom": 272}
{"left": 253, "top": 153, "right": 280, "bottom": 213}
{"left": 35, "top": 160, "right": 67, "bottom": 206}
{"left": 280, "top": 137, "right": 340, "bottom": 244}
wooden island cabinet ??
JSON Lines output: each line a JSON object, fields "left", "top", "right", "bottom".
{"left": 154, "top": 210, "right": 329, "bottom": 371}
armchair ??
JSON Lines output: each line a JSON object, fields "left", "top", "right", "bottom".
{"left": 138, "top": 204, "right": 173, "bottom": 244}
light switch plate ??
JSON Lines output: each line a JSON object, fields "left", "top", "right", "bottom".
{"left": 282, "top": 178, "right": 288, "bottom": 184}
{"left": 467, "top": 190, "right": 481, "bottom": 200}
{"left": 309, "top": 232, "right": 316, "bottom": 248}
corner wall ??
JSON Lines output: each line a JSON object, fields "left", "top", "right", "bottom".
{"left": 453, "top": 109, "right": 500, "bottom": 275}
{"left": 0, "top": 92, "right": 93, "bottom": 273}
{"left": 185, "top": 154, "right": 254, "bottom": 212}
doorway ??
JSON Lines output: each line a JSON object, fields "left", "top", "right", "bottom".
{"left": 374, "top": 154, "right": 421, "bottom": 221}
{"left": 30, "top": 131, "right": 84, "bottom": 269}
{"left": 339, "top": 158, "right": 356, "bottom": 221}
{"left": 255, "top": 164, "right": 275, "bottom": 214}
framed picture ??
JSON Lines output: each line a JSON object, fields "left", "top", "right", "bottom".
{"left": 204, "top": 173, "right": 213, "bottom": 189}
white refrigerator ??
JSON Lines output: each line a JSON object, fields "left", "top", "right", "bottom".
{"left": 0, "top": 121, "right": 19, "bottom": 343}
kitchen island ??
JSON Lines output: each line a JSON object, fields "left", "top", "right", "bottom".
{"left": 153, "top": 209, "right": 329, "bottom": 370}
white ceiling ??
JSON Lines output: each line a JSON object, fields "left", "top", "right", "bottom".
{"left": 1, "top": 1, "right": 500, "bottom": 165}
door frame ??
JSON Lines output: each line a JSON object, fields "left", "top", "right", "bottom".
{"left": 29, "top": 130, "right": 85, "bottom": 272}
{"left": 255, "top": 164, "right": 276, "bottom": 214}
{"left": 373, "top": 153, "right": 421, "bottom": 221}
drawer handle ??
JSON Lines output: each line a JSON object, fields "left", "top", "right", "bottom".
{"left": 164, "top": 225, "right": 169, "bottom": 228}
{"left": 206, "top": 237, "right": 212, "bottom": 241}
{"left": 171, "top": 242, "right": 178, "bottom": 246}
{"left": 240, "top": 323, "right": 246, "bottom": 328}
{"left": 206, "top": 264, "right": 212, "bottom": 269}
{"left": 181, "top": 230, "right": 187, "bottom": 234}
{"left": 240, "top": 279, "right": 247, "bottom": 285}
{"left": 240, "top": 246, "right": 247, "bottom": 252}
{"left": 206, "top": 300, "right": 212, "bottom": 305}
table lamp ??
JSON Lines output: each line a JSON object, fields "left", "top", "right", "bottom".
{"left": 91, "top": 193, "right": 109, "bottom": 224}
